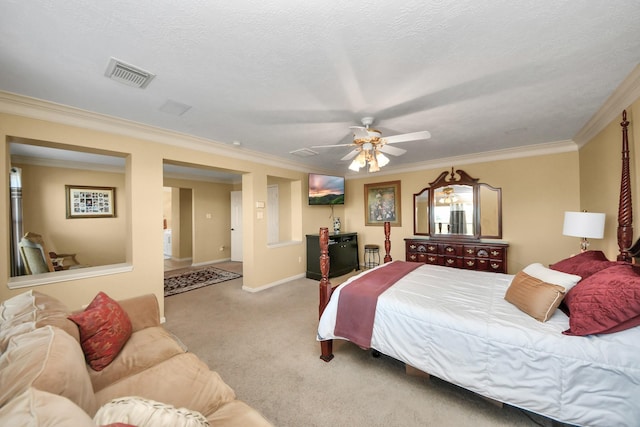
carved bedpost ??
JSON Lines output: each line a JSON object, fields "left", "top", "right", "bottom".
{"left": 618, "top": 110, "right": 633, "bottom": 262}
{"left": 383, "top": 221, "right": 392, "bottom": 263}
{"left": 318, "top": 227, "right": 334, "bottom": 362}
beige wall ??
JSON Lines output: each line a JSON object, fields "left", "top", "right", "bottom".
{"left": 1, "top": 95, "right": 637, "bottom": 316}
{"left": 162, "top": 187, "right": 171, "bottom": 230}
{"left": 341, "top": 152, "right": 581, "bottom": 273}
{"left": 14, "top": 162, "right": 127, "bottom": 266}
{"left": 164, "top": 177, "right": 233, "bottom": 264}
{"left": 1, "top": 112, "right": 311, "bottom": 315}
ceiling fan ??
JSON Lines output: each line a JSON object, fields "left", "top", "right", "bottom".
{"left": 313, "top": 117, "right": 431, "bottom": 172}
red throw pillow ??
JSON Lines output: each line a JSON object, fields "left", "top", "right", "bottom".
{"left": 68, "top": 292, "right": 132, "bottom": 371}
{"left": 563, "top": 264, "right": 640, "bottom": 336}
{"left": 550, "top": 250, "right": 617, "bottom": 280}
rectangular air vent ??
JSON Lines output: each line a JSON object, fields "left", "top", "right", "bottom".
{"left": 105, "top": 58, "right": 155, "bottom": 89}
{"left": 289, "top": 148, "right": 319, "bottom": 157}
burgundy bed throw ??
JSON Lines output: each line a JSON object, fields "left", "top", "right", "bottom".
{"left": 334, "top": 261, "right": 421, "bottom": 348}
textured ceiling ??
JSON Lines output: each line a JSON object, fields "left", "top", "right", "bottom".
{"left": 1, "top": 1, "right": 640, "bottom": 176}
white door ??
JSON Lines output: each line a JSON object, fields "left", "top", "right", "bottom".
{"left": 230, "top": 191, "right": 243, "bottom": 261}
{"left": 267, "top": 185, "right": 279, "bottom": 244}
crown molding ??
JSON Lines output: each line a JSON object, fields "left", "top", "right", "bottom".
{"left": 0, "top": 91, "right": 321, "bottom": 175}
{"left": 11, "top": 154, "right": 124, "bottom": 174}
{"left": 1, "top": 90, "right": 586, "bottom": 180}
{"left": 346, "top": 139, "right": 578, "bottom": 179}
{"left": 573, "top": 64, "right": 640, "bottom": 147}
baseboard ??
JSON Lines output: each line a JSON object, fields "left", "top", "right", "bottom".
{"left": 191, "top": 258, "right": 231, "bottom": 267}
{"left": 242, "top": 273, "right": 306, "bottom": 293}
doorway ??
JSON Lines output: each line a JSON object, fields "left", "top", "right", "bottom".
{"left": 163, "top": 186, "right": 193, "bottom": 271}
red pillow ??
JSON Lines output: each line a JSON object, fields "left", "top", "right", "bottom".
{"left": 563, "top": 264, "right": 640, "bottom": 336}
{"left": 68, "top": 292, "right": 132, "bottom": 371}
{"left": 550, "top": 250, "right": 617, "bottom": 279}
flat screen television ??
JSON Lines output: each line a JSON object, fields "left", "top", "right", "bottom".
{"left": 308, "top": 173, "right": 345, "bottom": 205}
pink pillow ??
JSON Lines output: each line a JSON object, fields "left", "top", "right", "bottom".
{"left": 563, "top": 264, "right": 640, "bottom": 336}
{"left": 550, "top": 250, "right": 617, "bottom": 279}
{"left": 68, "top": 292, "right": 132, "bottom": 371}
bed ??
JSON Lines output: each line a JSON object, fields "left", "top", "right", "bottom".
{"left": 316, "top": 111, "right": 640, "bottom": 427}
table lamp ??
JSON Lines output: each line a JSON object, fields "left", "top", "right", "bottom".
{"left": 562, "top": 211, "right": 605, "bottom": 252}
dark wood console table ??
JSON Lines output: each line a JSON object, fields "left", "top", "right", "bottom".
{"left": 306, "top": 232, "right": 359, "bottom": 280}
{"left": 405, "top": 238, "right": 509, "bottom": 273}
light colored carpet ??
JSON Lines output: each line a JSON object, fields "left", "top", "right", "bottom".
{"left": 163, "top": 265, "right": 561, "bottom": 427}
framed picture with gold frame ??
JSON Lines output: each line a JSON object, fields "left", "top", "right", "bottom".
{"left": 65, "top": 185, "right": 116, "bottom": 218}
{"left": 364, "top": 180, "right": 401, "bottom": 226}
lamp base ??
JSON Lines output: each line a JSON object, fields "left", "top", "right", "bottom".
{"left": 580, "top": 238, "right": 590, "bottom": 252}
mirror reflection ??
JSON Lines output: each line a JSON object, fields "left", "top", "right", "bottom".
{"left": 414, "top": 189, "right": 429, "bottom": 234}
{"left": 432, "top": 184, "right": 473, "bottom": 236}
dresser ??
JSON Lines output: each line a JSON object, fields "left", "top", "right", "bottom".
{"left": 405, "top": 238, "right": 509, "bottom": 273}
{"left": 306, "top": 232, "right": 359, "bottom": 280}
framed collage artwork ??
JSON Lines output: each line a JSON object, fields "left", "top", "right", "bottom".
{"left": 65, "top": 185, "right": 116, "bottom": 218}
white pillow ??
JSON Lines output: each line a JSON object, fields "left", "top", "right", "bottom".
{"left": 0, "top": 388, "right": 95, "bottom": 427}
{"left": 0, "top": 290, "right": 35, "bottom": 322}
{"left": 94, "top": 396, "right": 210, "bottom": 427}
{"left": 522, "top": 263, "right": 581, "bottom": 292}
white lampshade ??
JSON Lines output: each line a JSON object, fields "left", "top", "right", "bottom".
{"left": 348, "top": 151, "right": 367, "bottom": 171}
{"left": 563, "top": 211, "right": 605, "bottom": 238}
{"left": 348, "top": 159, "right": 361, "bottom": 172}
{"left": 376, "top": 151, "right": 390, "bottom": 167}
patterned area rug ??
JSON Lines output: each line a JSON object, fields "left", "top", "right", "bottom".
{"left": 164, "top": 266, "right": 242, "bottom": 296}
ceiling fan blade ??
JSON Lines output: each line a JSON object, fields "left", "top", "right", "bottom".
{"left": 378, "top": 145, "right": 407, "bottom": 156}
{"left": 340, "top": 149, "right": 360, "bottom": 161}
{"left": 383, "top": 131, "right": 431, "bottom": 144}
{"left": 349, "top": 126, "right": 370, "bottom": 139}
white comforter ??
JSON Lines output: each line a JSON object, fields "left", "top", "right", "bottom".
{"left": 318, "top": 262, "right": 640, "bottom": 427}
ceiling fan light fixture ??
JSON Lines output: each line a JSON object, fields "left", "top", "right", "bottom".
{"left": 368, "top": 129, "right": 381, "bottom": 139}
{"left": 368, "top": 155, "right": 380, "bottom": 173}
{"left": 376, "top": 151, "right": 390, "bottom": 167}
{"left": 348, "top": 159, "right": 361, "bottom": 172}
{"left": 314, "top": 116, "right": 430, "bottom": 174}
{"left": 349, "top": 151, "right": 367, "bottom": 171}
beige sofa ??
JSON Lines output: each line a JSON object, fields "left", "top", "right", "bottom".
{"left": 0, "top": 290, "right": 272, "bottom": 426}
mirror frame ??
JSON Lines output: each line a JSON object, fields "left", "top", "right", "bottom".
{"left": 413, "top": 168, "right": 502, "bottom": 240}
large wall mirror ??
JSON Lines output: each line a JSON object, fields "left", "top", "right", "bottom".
{"left": 413, "top": 168, "right": 502, "bottom": 239}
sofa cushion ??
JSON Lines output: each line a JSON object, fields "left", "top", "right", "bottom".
{"left": 207, "top": 400, "right": 274, "bottom": 427}
{"left": 90, "top": 326, "right": 187, "bottom": 392}
{"left": 94, "top": 396, "right": 209, "bottom": 427}
{"left": 116, "top": 293, "right": 162, "bottom": 332}
{"left": 0, "top": 290, "right": 79, "bottom": 353}
{"left": 95, "top": 352, "right": 236, "bottom": 417}
{"left": 69, "top": 292, "right": 133, "bottom": 371}
{"left": 0, "top": 325, "right": 97, "bottom": 415}
{"left": 0, "top": 388, "right": 96, "bottom": 427}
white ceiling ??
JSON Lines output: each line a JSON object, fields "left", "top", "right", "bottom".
{"left": 2, "top": 1, "right": 640, "bottom": 176}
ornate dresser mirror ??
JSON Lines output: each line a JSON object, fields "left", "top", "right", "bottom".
{"left": 409, "top": 169, "right": 507, "bottom": 272}
{"left": 413, "top": 168, "right": 502, "bottom": 240}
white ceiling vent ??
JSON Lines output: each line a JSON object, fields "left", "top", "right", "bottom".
{"left": 105, "top": 58, "right": 155, "bottom": 88}
{"left": 289, "top": 148, "right": 318, "bottom": 157}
